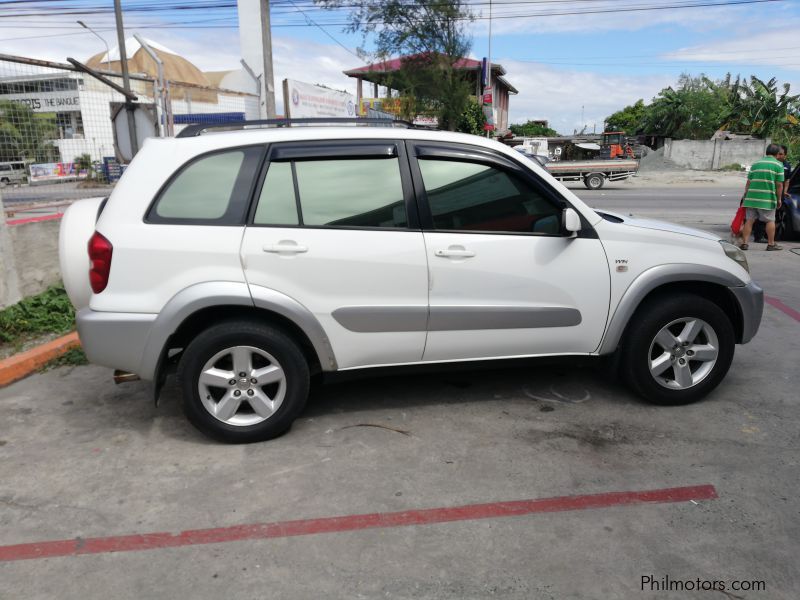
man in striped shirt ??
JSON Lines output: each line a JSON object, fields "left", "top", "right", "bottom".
{"left": 740, "top": 143, "right": 785, "bottom": 251}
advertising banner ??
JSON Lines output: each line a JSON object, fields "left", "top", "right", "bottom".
{"left": 29, "top": 162, "right": 87, "bottom": 183}
{"left": 358, "top": 97, "right": 402, "bottom": 117}
{"left": 482, "top": 85, "right": 495, "bottom": 131}
{"left": 283, "top": 79, "right": 356, "bottom": 119}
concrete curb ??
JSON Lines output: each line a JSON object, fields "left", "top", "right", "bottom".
{"left": 0, "top": 332, "right": 81, "bottom": 388}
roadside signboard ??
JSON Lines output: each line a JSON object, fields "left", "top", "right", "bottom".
{"left": 283, "top": 79, "right": 356, "bottom": 119}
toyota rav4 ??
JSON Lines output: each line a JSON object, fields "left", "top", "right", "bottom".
{"left": 59, "top": 120, "right": 763, "bottom": 443}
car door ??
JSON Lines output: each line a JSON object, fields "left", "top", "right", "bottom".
{"left": 240, "top": 139, "right": 429, "bottom": 369}
{"left": 407, "top": 141, "right": 611, "bottom": 362}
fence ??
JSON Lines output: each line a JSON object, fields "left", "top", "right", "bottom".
{"left": 0, "top": 53, "right": 259, "bottom": 307}
{"left": 0, "top": 53, "right": 259, "bottom": 209}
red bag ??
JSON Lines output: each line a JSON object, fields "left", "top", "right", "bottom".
{"left": 730, "top": 206, "right": 746, "bottom": 235}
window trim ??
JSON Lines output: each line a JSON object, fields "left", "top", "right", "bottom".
{"left": 247, "top": 139, "right": 420, "bottom": 231}
{"left": 407, "top": 141, "right": 597, "bottom": 238}
{"left": 145, "top": 145, "right": 267, "bottom": 226}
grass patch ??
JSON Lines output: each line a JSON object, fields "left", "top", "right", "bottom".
{"left": 0, "top": 285, "right": 75, "bottom": 347}
{"left": 43, "top": 347, "right": 88, "bottom": 369}
{"left": 720, "top": 163, "right": 744, "bottom": 171}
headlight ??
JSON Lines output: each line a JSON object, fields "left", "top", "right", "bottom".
{"left": 719, "top": 240, "right": 749, "bottom": 273}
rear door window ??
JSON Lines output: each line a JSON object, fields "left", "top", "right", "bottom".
{"left": 253, "top": 146, "right": 409, "bottom": 229}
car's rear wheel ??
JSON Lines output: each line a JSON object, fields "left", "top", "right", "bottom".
{"left": 177, "top": 320, "right": 310, "bottom": 443}
{"left": 621, "top": 294, "right": 735, "bottom": 405}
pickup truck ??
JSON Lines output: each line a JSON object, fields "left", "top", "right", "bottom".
{"left": 516, "top": 150, "right": 639, "bottom": 190}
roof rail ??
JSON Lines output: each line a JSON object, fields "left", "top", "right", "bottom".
{"left": 176, "top": 117, "right": 417, "bottom": 138}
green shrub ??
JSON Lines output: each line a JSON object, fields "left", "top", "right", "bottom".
{"left": 0, "top": 285, "right": 75, "bottom": 344}
{"left": 719, "top": 163, "right": 744, "bottom": 171}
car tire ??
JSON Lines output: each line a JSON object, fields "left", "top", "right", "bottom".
{"left": 177, "top": 320, "right": 310, "bottom": 443}
{"left": 584, "top": 173, "right": 605, "bottom": 190}
{"left": 776, "top": 203, "right": 795, "bottom": 241}
{"left": 621, "top": 293, "right": 735, "bottom": 406}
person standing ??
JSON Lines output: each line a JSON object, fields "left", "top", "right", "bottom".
{"left": 740, "top": 143, "right": 784, "bottom": 251}
{"left": 753, "top": 145, "right": 790, "bottom": 242}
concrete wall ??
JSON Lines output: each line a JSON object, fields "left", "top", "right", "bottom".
{"left": 664, "top": 138, "right": 769, "bottom": 170}
{"left": 715, "top": 139, "right": 770, "bottom": 169}
{"left": 0, "top": 211, "right": 22, "bottom": 308}
{"left": 0, "top": 217, "right": 61, "bottom": 308}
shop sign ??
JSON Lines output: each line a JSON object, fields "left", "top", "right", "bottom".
{"left": 2, "top": 91, "right": 81, "bottom": 113}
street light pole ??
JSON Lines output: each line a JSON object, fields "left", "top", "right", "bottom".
{"left": 77, "top": 20, "right": 110, "bottom": 71}
{"left": 113, "top": 0, "right": 138, "bottom": 156}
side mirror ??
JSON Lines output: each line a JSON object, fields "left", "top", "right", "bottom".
{"left": 563, "top": 207, "right": 582, "bottom": 234}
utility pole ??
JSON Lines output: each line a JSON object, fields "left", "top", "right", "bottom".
{"left": 113, "top": 0, "right": 138, "bottom": 155}
{"left": 259, "top": 0, "right": 276, "bottom": 118}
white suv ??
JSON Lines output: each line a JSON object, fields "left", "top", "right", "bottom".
{"left": 59, "top": 121, "right": 763, "bottom": 443}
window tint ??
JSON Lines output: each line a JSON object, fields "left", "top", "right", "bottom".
{"left": 418, "top": 159, "right": 561, "bottom": 234}
{"left": 254, "top": 162, "right": 299, "bottom": 225}
{"left": 154, "top": 150, "right": 245, "bottom": 220}
{"left": 253, "top": 157, "right": 407, "bottom": 228}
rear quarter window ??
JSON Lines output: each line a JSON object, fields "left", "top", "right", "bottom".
{"left": 147, "top": 146, "right": 264, "bottom": 225}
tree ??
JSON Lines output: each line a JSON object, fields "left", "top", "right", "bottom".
{"left": 723, "top": 75, "right": 800, "bottom": 138}
{"left": 509, "top": 120, "right": 558, "bottom": 137}
{"left": 640, "top": 75, "right": 730, "bottom": 139}
{"left": 0, "top": 100, "right": 58, "bottom": 162}
{"left": 605, "top": 99, "right": 647, "bottom": 135}
{"left": 457, "top": 98, "right": 486, "bottom": 136}
{"left": 316, "top": 0, "right": 475, "bottom": 131}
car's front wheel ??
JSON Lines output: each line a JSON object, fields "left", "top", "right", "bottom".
{"left": 177, "top": 320, "right": 310, "bottom": 443}
{"left": 621, "top": 294, "right": 735, "bottom": 405}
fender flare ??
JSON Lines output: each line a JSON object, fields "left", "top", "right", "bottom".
{"left": 597, "top": 263, "right": 746, "bottom": 355}
{"left": 139, "top": 281, "right": 337, "bottom": 383}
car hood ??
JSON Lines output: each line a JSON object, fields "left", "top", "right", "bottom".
{"left": 596, "top": 210, "right": 721, "bottom": 241}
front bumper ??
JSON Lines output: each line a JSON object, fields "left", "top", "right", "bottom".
{"left": 729, "top": 280, "right": 764, "bottom": 344}
{"left": 76, "top": 308, "right": 157, "bottom": 379}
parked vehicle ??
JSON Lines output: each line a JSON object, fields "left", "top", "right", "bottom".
{"left": 0, "top": 161, "right": 27, "bottom": 186}
{"left": 59, "top": 119, "right": 763, "bottom": 443}
{"left": 777, "top": 162, "right": 799, "bottom": 241}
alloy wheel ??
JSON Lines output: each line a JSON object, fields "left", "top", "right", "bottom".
{"left": 647, "top": 317, "right": 719, "bottom": 390}
{"left": 197, "top": 345, "right": 286, "bottom": 426}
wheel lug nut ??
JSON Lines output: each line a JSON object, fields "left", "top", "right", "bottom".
{"left": 678, "top": 358, "right": 686, "bottom": 365}
{"left": 239, "top": 372, "right": 246, "bottom": 377}
{"left": 229, "top": 379, "right": 236, "bottom": 385}
{"left": 247, "top": 389, "right": 254, "bottom": 396}
{"left": 250, "top": 378, "right": 257, "bottom": 384}
{"left": 233, "top": 390, "right": 241, "bottom": 397}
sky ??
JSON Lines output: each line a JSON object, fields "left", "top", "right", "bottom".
{"left": 1, "top": 0, "right": 799, "bottom": 134}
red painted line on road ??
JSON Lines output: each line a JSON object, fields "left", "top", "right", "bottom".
{"left": 6, "top": 213, "right": 63, "bottom": 226}
{"left": 0, "top": 484, "right": 716, "bottom": 562}
{"left": 765, "top": 295, "right": 800, "bottom": 323}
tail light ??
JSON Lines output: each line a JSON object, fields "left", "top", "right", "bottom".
{"left": 88, "top": 231, "right": 113, "bottom": 293}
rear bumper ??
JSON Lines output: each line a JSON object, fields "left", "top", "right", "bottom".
{"left": 76, "top": 308, "right": 157, "bottom": 380}
{"left": 729, "top": 280, "right": 763, "bottom": 344}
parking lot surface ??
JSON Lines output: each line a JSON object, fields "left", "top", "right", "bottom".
{"left": 1, "top": 187, "right": 798, "bottom": 599}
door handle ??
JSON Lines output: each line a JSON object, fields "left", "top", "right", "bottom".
{"left": 435, "top": 247, "right": 475, "bottom": 258}
{"left": 262, "top": 241, "right": 308, "bottom": 254}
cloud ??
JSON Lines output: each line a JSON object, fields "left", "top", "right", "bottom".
{"left": 499, "top": 59, "right": 673, "bottom": 134}
{"left": 663, "top": 26, "right": 800, "bottom": 72}
{"left": 467, "top": 0, "right": 756, "bottom": 36}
